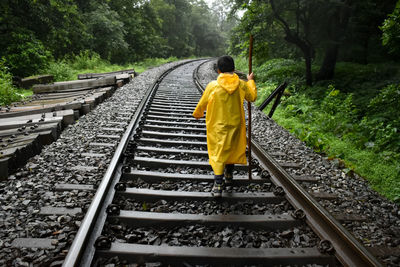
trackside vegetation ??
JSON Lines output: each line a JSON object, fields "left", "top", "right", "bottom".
{"left": 44, "top": 51, "right": 179, "bottom": 82}
{"left": 235, "top": 57, "right": 400, "bottom": 202}
{"left": 0, "top": 60, "right": 27, "bottom": 105}
{"left": 0, "top": 52, "right": 180, "bottom": 106}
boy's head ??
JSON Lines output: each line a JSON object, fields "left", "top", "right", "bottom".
{"left": 217, "top": 55, "right": 235, "bottom": 73}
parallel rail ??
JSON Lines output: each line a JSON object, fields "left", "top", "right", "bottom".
{"left": 195, "top": 60, "right": 382, "bottom": 266}
{"left": 0, "top": 70, "right": 133, "bottom": 179}
{"left": 63, "top": 60, "right": 203, "bottom": 266}
{"left": 63, "top": 59, "right": 382, "bottom": 266}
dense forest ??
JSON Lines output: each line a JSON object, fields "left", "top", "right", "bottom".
{"left": 0, "top": 0, "right": 234, "bottom": 77}
{"left": 229, "top": 0, "right": 400, "bottom": 201}
{"left": 0, "top": 0, "right": 399, "bottom": 200}
{"left": 230, "top": 0, "right": 400, "bottom": 82}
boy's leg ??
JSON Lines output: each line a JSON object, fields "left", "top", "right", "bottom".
{"left": 224, "top": 164, "right": 234, "bottom": 186}
{"left": 212, "top": 174, "right": 224, "bottom": 197}
{"left": 210, "top": 162, "right": 224, "bottom": 197}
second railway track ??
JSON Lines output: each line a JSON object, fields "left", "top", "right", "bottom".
{"left": 61, "top": 60, "right": 387, "bottom": 266}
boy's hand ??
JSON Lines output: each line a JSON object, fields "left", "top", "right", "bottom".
{"left": 247, "top": 72, "right": 254, "bottom": 80}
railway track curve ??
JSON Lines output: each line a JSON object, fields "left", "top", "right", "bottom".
{"left": 60, "top": 59, "right": 386, "bottom": 266}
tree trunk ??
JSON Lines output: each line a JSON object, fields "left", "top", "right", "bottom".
{"left": 316, "top": 44, "right": 339, "bottom": 81}
{"left": 316, "top": 1, "right": 352, "bottom": 81}
{"left": 284, "top": 34, "right": 314, "bottom": 85}
{"left": 362, "top": 36, "right": 369, "bottom": 64}
{"left": 305, "top": 54, "right": 313, "bottom": 86}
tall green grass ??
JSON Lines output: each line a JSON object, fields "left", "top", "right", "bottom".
{"left": 0, "top": 59, "right": 31, "bottom": 106}
{"left": 45, "top": 50, "right": 134, "bottom": 82}
{"left": 235, "top": 57, "right": 400, "bottom": 202}
{"left": 45, "top": 51, "right": 179, "bottom": 82}
{"left": 1, "top": 52, "right": 182, "bottom": 105}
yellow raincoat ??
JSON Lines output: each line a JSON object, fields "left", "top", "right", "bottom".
{"left": 193, "top": 73, "right": 257, "bottom": 175}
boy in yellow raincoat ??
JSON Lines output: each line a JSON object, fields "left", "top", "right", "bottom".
{"left": 193, "top": 56, "right": 257, "bottom": 197}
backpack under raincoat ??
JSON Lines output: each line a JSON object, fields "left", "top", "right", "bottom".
{"left": 192, "top": 73, "right": 257, "bottom": 175}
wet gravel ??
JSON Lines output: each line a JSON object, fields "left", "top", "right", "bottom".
{"left": 136, "top": 151, "right": 207, "bottom": 161}
{"left": 113, "top": 196, "right": 292, "bottom": 215}
{"left": 103, "top": 222, "right": 319, "bottom": 249}
{"left": 131, "top": 165, "right": 261, "bottom": 177}
{"left": 125, "top": 178, "right": 273, "bottom": 193}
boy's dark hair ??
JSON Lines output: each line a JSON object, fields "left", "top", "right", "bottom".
{"left": 217, "top": 55, "right": 235, "bottom": 73}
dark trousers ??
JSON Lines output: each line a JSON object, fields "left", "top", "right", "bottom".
{"left": 215, "top": 164, "right": 234, "bottom": 183}
{"left": 225, "top": 164, "right": 234, "bottom": 175}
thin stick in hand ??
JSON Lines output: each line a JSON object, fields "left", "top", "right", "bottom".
{"left": 248, "top": 35, "right": 253, "bottom": 180}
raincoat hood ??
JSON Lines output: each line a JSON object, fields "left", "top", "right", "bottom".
{"left": 217, "top": 73, "right": 239, "bottom": 94}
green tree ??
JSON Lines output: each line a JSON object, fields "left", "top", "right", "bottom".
{"left": 381, "top": 0, "right": 400, "bottom": 55}
{"left": 108, "top": 0, "right": 167, "bottom": 61}
{"left": 84, "top": 3, "right": 128, "bottom": 62}
{"left": 3, "top": 30, "right": 51, "bottom": 77}
{"left": 0, "top": 59, "right": 22, "bottom": 105}
{"left": 190, "top": 0, "right": 225, "bottom": 56}
{"left": 41, "top": 0, "right": 89, "bottom": 58}
{"left": 0, "top": 0, "right": 228, "bottom": 77}
{"left": 151, "top": 0, "right": 194, "bottom": 57}
{"left": 315, "top": 0, "right": 352, "bottom": 81}
{"left": 0, "top": 0, "right": 88, "bottom": 75}
{"left": 229, "top": 0, "right": 397, "bottom": 85}
{"left": 233, "top": 0, "right": 318, "bottom": 85}
{"left": 229, "top": 1, "right": 298, "bottom": 65}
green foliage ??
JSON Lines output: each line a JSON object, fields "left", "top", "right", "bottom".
{"left": 254, "top": 59, "right": 306, "bottom": 87}
{"left": 4, "top": 31, "right": 51, "bottom": 77}
{"left": 45, "top": 51, "right": 133, "bottom": 82}
{"left": 236, "top": 56, "right": 308, "bottom": 92}
{"left": 332, "top": 62, "right": 399, "bottom": 91}
{"left": 69, "top": 50, "right": 107, "bottom": 70}
{"left": 381, "top": 1, "right": 400, "bottom": 55}
{"left": 134, "top": 57, "right": 179, "bottom": 73}
{"left": 190, "top": 2, "right": 226, "bottom": 56}
{"left": 360, "top": 84, "right": 400, "bottom": 152}
{"left": 319, "top": 86, "right": 358, "bottom": 133}
{"left": 46, "top": 60, "right": 76, "bottom": 82}
{"left": 44, "top": 52, "right": 177, "bottom": 82}
{"left": 0, "top": 60, "right": 23, "bottom": 105}
{"left": 230, "top": 0, "right": 398, "bottom": 84}
{"left": 309, "top": 61, "right": 400, "bottom": 116}
{"left": 84, "top": 3, "right": 128, "bottom": 62}
{"left": 229, "top": 1, "right": 300, "bottom": 62}
{"left": 250, "top": 57, "right": 400, "bottom": 201}
{"left": 326, "top": 138, "right": 400, "bottom": 201}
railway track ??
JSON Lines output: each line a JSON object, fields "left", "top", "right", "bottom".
{"left": 0, "top": 70, "right": 134, "bottom": 179}
{"left": 58, "top": 60, "right": 388, "bottom": 266}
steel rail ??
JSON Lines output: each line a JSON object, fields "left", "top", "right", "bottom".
{"left": 63, "top": 59, "right": 204, "bottom": 267}
{"left": 251, "top": 142, "right": 382, "bottom": 267}
{"left": 193, "top": 60, "right": 382, "bottom": 267}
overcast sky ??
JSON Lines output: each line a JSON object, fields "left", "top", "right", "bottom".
{"left": 204, "top": 0, "right": 214, "bottom": 8}
{"left": 203, "top": 0, "right": 245, "bottom": 18}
